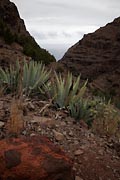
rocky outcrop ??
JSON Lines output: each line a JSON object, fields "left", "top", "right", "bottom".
{"left": 60, "top": 17, "right": 120, "bottom": 97}
{"left": 0, "top": 0, "right": 29, "bottom": 36}
{"left": 0, "top": 136, "right": 74, "bottom": 180}
{"left": 0, "top": 0, "right": 55, "bottom": 66}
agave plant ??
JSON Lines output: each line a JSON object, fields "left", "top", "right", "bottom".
{"left": 69, "top": 98, "right": 92, "bottom": 124}
{"left": 49, "top": 72, "right": 87, "bottom": 108}
{"left": 23, "top": 61, "right": 50, "bottom": 95}
{"left": 0, "top": 61, "right": 20, "bottom": 93}
{"left": 0, "top": 60, "right": 50, "bottom": 96}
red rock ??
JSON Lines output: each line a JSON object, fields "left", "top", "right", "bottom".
{"left": 0, "top": 136, "right": 74, "bottom": 180}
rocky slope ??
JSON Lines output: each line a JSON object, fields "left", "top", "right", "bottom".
{"left": 0, "top": 0, "right": 55, "bottom": 66}
{"left": 0, "top": 95, "right": 120, "bottom": 180}
{"left": 60, "top": 17, "right": 120, "bottom": 98}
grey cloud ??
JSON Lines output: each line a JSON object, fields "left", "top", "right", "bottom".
{"left": 11, "top": 0, "right": 120, "bottom": 59}
{"left": 36, "top": 0, "right": 72, "bottom": 9}
{"left": 30, "top": 29, "right": 85, "bottom": 41}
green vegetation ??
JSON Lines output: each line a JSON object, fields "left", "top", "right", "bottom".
{"left": 90, "top": 97, "right": 120, "bottom": 136}
{"left": 48, "top": 72, "right": 87, "bottom": 108}
{"left": 92, "top": 88, "right": 117, "bottom": 103}
{"left": 0, "top": 17, "right": 56, "bottom": 64}
{"left": 18, "top": 35, "right": 56, "bottom": 64}
{"left": 69, "top": 98, "right": 92, "bottom": 124}
{"left": 0, "top": 61, "right": 50, "bottom": 95}
{"left": 0, "top": 18, "right": 15, "bottom": 44}
{"left": 0, "top": 60, "right": 119, "bottom": 137}
{"left": 23, "top": 61, "right": 50, "bottom": 95}
{"left": 0, "top": 61, "right": 20, "bottom": 93}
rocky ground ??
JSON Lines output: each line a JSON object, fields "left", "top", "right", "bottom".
{"left": 0, "top": 95, "right": 120, "bottom": 180}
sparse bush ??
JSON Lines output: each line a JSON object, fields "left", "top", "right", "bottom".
{"left": 0, "top": 17, "right": 56, "bottom": 65}
{"left": 55, "top": 65, "right": 64, "bottom": 73}
{"left": 91, "top": 97, "right": 120, "bottom": 136}
{"left": 4, "top": 28, "right": 15, "bottom": 44}
{"left": 0, "top": 17, "right": 15, "bottom": 44}
{"left": 114, "top": 99, "right": 120, "bottom": 109}
{"left": 92, "top": 88, "right": 117, "bottom": 102}
{"left": 18, "top": 35, "right": 56, "bottom": 65}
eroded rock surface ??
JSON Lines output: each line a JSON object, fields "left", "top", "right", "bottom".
{"left": 0, "top": 136, "right": 74, "bottom": 180}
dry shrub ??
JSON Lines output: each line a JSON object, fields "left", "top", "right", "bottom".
{"left": 0, "top": 87, "right": 5, "bottom": 97}
{"left": 92, "top": 101, "right": 120, "bottom": 136}
{"left": 7, "top": 98, "right": 24, "bottom": 136}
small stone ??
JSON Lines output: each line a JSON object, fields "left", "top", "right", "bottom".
{"left": 37, "top": 127, "right": 42, "bottom": 132}
{"left": 27, "top": 102, "right": 35, "bottom": 110}
{"left": 63, "top": 131, "right": 67, "bottom": 136}
{"left": 53, "top": 130, "right": 64, "bottom": 141}
{"left": 0, "top": 101, "right": 3, "bottom": 110}
{"left": 74, "top": 149, "right": 84, "bottom": 156}
{"left": 30, "top": 133, "right": 36, "bottom": 137}
{"left": 98, "top": 150, "right": 104, "bottom": 155}
{"left": 69, "top": 130, "right": 74, "bottom": 137}
{"left": 22, "top": 130, "right": 27, "bottom": 135}
{"left": 60, "top": 121, "right": 66, "bottom": 126}
{"left": 32, "top": 116, "right": 55, "bottom": 127}
{"left": 0, "top": 121, "right": 5, "bottom": 128}
{"left": 89, "top": 133, "right": 94, "bottom": 138}
{"left": 72, "top": 167, "right": 77, "bottom": 171}
{"left": 55, "top": 124, "right": 59, "bottom": 128}
{"left": 74, "top": 140, "right": 79, "bottom": 145}
{"left": 75, "top": 176, "right": 83, "bottom": 180}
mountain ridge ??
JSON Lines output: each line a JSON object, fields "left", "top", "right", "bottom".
{"left": 60, "top": 17, "right": 120, "bottom": 97}
{"left": 0, "top": 0, "right": 56, "bottom": 67}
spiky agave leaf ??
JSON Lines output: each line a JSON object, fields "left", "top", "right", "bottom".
{"left": 69, "top": 98, "right": 92, "bottom": 123}
{"left": 0, "top": 60, "right": 20, "bottom": 93}
{"left": 23, "top": 60, "right": 50, "bottom": 95}
{"left": 50, "top": 72, "right": 87, "bottom": 108}
{"left": 71, "top": 79, "right": 88, "bottom": 104}
{"left": 52, "top": 72, "right": 73, "bottom": 108}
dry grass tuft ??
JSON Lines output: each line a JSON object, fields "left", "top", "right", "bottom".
{"left": 6, "top": 98, "right": 24, "bottom": 136}
{"left": 92, "top": 103, "right": 120, "bottom": 137}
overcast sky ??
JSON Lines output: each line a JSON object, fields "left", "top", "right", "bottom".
{"left": 11, "top": 0, "right": 120, "bottom": 60}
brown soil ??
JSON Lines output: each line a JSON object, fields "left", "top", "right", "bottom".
{"left": 0, "top": 95, "right": 120, "bottom": 180}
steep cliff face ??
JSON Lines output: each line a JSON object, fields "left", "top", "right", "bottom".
{"left": 0, "top": 0, "right": 56, "bottom": 66}
{"left": 0, "top": 0, "right": 29, "bottom": 36}
{"left": 60, "top": 17, "right": 120, "bottom": 97}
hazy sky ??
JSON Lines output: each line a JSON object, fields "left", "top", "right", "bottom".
{"left": 11, "top": 0, "right": 120, "bottom": 60}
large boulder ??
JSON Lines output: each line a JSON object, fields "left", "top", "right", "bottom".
{"left": 0, "top": 136, "right": 74, "bottom": 180}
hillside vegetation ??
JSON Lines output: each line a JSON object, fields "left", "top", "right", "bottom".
{"left": 0, "top": 60, "right": 120, "bottom": 138}
{"left": 0, "top": 17, "right": 56, "bottom": 64}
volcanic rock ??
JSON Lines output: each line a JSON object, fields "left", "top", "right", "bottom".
{"left": 53, "top": 129, "right": 64, "bottom": 141}
{"left": 74, "top": 149, "right": 84, "bottom": 156}
{"left": 0, "top": 136, "right": 74, "bottom": 180}
{"left": 60, "top": 17, "right": 120, "bottom": 97}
